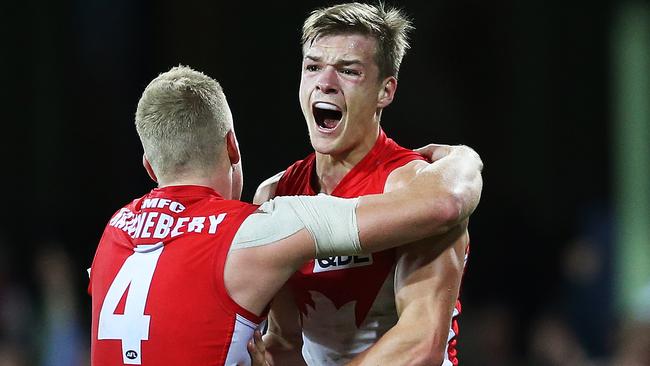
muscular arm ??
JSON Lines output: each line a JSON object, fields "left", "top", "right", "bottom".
{"left": 348, "top": 160, "right": 469, "bottom": 366}
{"left": 354, "top": 145, "right": 481, "bottom": 249}
{"left": 227, "top": 145, "right": 482, "bottom": 351}
{"left": 349, "top": 227, "right": 468, "bottom": 366}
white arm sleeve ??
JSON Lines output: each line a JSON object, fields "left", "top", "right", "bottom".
{"left": 231, "top": 195, "right": 361, "bottom": 257}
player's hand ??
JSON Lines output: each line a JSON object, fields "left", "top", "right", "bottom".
{"left": 414, "top": 144, "right": 452, "bottom": 163}
{"left": 247, "top": 330, "right": 272, "bottom": 366}
{"left": 416, "top": 144, "right": 483, "bottom": 172}
{"left": 451, "top": 145, "right": 483, "bottom": 172}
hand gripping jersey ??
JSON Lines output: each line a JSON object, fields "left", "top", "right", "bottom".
{"left": 276, "top": 130, "right": 463, "bottom": 365}
{"left": 88, "top": 186, "right": 261, "bottom": 366}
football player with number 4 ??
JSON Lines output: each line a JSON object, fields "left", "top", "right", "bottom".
{"left": 87, "top": 65, "right": 482, "bottom": 366}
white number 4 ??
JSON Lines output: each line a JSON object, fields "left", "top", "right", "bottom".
{"left": 98, "top": 243, "right": 164, "bottom": 365}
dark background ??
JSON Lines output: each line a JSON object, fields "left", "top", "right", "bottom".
{"left": 1, "top": 0, "right": 646, "bottom": 365}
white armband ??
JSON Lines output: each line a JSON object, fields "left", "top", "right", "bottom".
{"left": 231, "top": 195, "right": 361, "bottom": 257}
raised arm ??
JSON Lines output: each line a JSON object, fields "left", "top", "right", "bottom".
{"left": 355, "top": 144, "right": 482, "bottom": 252}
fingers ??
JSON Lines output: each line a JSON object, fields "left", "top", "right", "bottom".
{"left": 254, "top": 330, "right": 266, "bottom": 355}
{"left": 414, "top": 144, "right": 452, "bottom": 162}
{"left": 415, "top": 144, "right": 483, "bottom": 175}
{"left": 247, "top": 330, "right": 269, "bottom": 366}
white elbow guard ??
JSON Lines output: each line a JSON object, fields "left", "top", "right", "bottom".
{"left": 282, "top": 195, "right": 361, "bottom": 257}
{"left": 232, "top": 195, "right": 361, "bottom": 257}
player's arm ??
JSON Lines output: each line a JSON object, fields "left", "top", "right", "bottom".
{"left": 347, "top": 159, "right": 469, "bottom": 366}
{"left": 252, "top": 173, "right": 307, "bottom": 366}
{"left": 226, "top": 144, "right": 482, "bottom": 319}
{"left": 250, "top": 145, "right": 481, "bottom": 262}
{"left": 354, "top": 144, "right": 481, "bottom": 249}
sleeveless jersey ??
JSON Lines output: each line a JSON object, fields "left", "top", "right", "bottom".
{"left": 276, "top": 130, "right": 462, "bottom": 365}
{"left": 88, "top": 185, "right": 261, "bottom": 366}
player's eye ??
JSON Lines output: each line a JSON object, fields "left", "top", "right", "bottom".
{"left": 305, "top": 64, "right": 321, "bottom": 72}
{"left": 340, "top": 68, "right": 361, "bottom": 76}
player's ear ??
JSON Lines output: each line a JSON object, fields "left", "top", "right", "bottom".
{"left": 142, "top": 154, "right": 158, "bottom": 183}
{"left": 225, "top": 130, "right": 241, "bottom": 165}
{"left": 377, "top": 76, "right": 397, "bottom": 108}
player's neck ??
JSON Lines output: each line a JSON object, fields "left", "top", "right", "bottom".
{"left": 157, "top": 171, "right": 232, "bottom": 199}
{"left": 313, "top": 128, "right": 379, "bottom": 194}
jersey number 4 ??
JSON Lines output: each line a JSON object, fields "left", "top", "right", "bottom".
{"left": 98, "top": 243, "right": 164, "bottom": 365}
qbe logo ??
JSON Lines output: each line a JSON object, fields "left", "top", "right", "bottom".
{"left": 313, "top": 254, "right": 373, "bottom": 273}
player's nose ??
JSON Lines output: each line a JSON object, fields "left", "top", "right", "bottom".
{"left": 316, "top": 66, "right": 339, "bottom": 94}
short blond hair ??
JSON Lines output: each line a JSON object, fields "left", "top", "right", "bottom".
{"left": 135, "top": 66, "right": 231, "bottom": 179}
{"left": 302, "top": 2, "right": 413, "bottom": 79}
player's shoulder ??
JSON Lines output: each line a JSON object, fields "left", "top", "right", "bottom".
{"left": 384, "top": 135, "right": 425, "bottom": 159}
{"left": 254, "top": 171, "right": 285, "bottom": 204}
{"left": 384, "top": 159, "right": 429, "bottom": 193}
{"left": 258, "top": 153, "right": 316, "bottom": 202}
{"left": 379, "top": 133, "right": 429, "bottom": 192}
{"left": 380, "top": 134, "right": 425, "bottom": 166}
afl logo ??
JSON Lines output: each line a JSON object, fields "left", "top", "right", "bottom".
{"left": 125, "top": 350, "right": 138, "bottom": 360}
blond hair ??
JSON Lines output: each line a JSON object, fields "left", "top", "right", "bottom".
{"left": 135, "top": 66, "right": 231, "bottom": 179}
{"left": 302, "top": 2, "right": 413, "bottom": 79}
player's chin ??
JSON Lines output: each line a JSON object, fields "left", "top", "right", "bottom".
{"left": 309, "top": 134, "right": 340, "bottom": 155}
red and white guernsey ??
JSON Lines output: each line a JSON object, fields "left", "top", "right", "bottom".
{"left": 276, "top": 130, "right": 463, "bottom": 365}
{"left": 88, "top": 185, "right": 261, "bottom": 366}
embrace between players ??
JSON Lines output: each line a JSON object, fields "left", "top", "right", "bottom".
{"left": 88, "top": 3, "right": 483, "bottom": 366}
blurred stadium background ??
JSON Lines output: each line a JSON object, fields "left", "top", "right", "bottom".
{"left": 1, "top": 0, "right": 649, "bottom": 365}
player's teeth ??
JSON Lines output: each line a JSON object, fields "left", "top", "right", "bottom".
{"left": 314, "top": 102, "right": 340, "bottom": 111}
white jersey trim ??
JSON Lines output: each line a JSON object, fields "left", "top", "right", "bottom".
{"left": 224, "top": 314, "right": 259, "bottom": 366}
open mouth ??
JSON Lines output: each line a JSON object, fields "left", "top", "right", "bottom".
{"left": 313, "top": 102, "right": 343, "bottom": 130}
